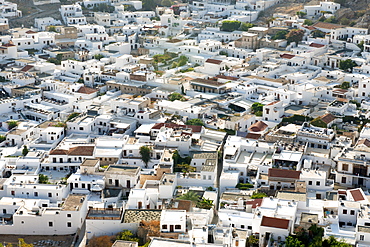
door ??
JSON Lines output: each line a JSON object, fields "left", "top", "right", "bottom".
{"left": 115, "top": 180, "right": 119, "bottom": 187}
{"left": 138, "top": 202, "right": 142, "bottom": 209}
{"left": 359, "top": 178, "right": 364, "bottom": 186}
{"left": 170, "top": 225, "right": 174, "bottom": 232}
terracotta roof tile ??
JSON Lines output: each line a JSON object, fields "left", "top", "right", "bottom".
{"left": 77, "top": 86, "right": 98, "bottom": 94}
{"left": 20, "top": 65, "right": 34, "bottom": 72}
{"left": 245, "top": 133, "right": 261, "bottom": 140}
{"left": 309, "top": 43, "right": 325, "bottom": 48}
{"left": 248, "top": 121, "right": 268, "bottom": 132}
{"left": 246, "top": 199, "right": 263, "bottom": 209}
{"left": 268, "top": 168, "right": 301, "bottom": 179}
{"left": 261, "top": 216, "right": 290, "bottom": 229}
{"left": 50, "top": 146, "right": 95, "bottom": 156}
{"left": 313, "top": 22, "right": 345, "bottom": 30}
{"left": 205, "top": 58, "right": 222, "bottom": 65}
{"left": 320, "top": 113, "right": 336, "bottom": 124}
{"left": 280, "top": 54, "right": 295, "bottom": 59}
{"left": 350, "top": 189, "right": 365, "bottom": 202}
{"left": 358, "top": 139, "right": 370, "bottom": 148}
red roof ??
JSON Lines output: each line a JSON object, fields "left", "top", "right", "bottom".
{"left": 77, "top": 86, "right": 98, "bottom": 94}
{"left": 205, "top": 58, "right": 222, "bottom": 65}
{"left": 350, "top": 189, "right": 365, "bottom": 202}
{"left": 309, "top": 43, "right": 325, "bottom": 48}
{"left": 215, "top": 75, "right": 239, "bottom": 81}
{"left": 245, "top": 133, "right": 261, "bottom": 140}
{"left": 268, "top": 168, "right": 301, "bottom": 179}
{"left": 20, "top": 65, "right": 34, "bottom": 72}
{"left": 261, "top": 216, "right": 290, "bottom": 229}
{"left": 26, "top": 30, "right": 37, "bottom": 34}
{"left": 2, "top": 43, "right": 16, "bottom": 47}
{"left": 304, "top": 25, "right": 316, "bottom": 30}
{"left": 248, "top": 121, "right": 268, "bottom": 132}
{"left": 313, "top": 22, "right": 345, "bottom": 30}
{"left": 246, "top": 199, "right": 263, "bottom": 209}
{"left": 280, "top": 54, "right": 295, "bottom": 59}
{"left": 358, "top": 139, "right": 370, "bottom": 148}
{"left": 320, "top": 113, "right": 336, "bottom": 124}
{"left": 50, "top": 146, "right": 95, "bottom": 156}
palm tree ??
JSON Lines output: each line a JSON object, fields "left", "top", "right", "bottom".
{"left": 196, "top": 197, "right": 214, "bottom": 209}
{"left": 177, "top": 191, "right": 199, "bottom": 202}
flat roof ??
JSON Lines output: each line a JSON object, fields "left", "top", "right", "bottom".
{"left": 62, "top": 194, "right": 86, "bottom": 211}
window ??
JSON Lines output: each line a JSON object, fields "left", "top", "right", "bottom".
{"left": 241, "top": 225, "right": 245, "bottom": 229}
{"left": 360, "top": 235, "right": 365, "bottom": 241}
{"left": 308, "top": 181, "right": 312, "bottom": 185}
{"left": 34, "top": 192, "right": 38, "bottom": 197}
{"left": 48, "top": 193, "right": 52, "bottom": 197}
{"left": 316, "top": 181, "right": 320, "bottom": 186}
{"left": 342, "top": 164, "right": 348, "bottom": 171}
{"left": 49, "top": 222, "right": 53, "bottom": 227}
{"left": 350, "top": 210, "right": 355, "bottom": 215}
{"left": 343, "top": 209, "right": 347, "bottom": 214}
{"left": 109, "top": 179, "right": 112, "bottom": 184}
{"left": 67, "top": 214, "right": 71, "bottom": 218}
{"left": 341, "top": 177, "right": 346, "bottom": 183}
{"left": 162, "top": 225, "right": 167, "bottom": 229}
{"left": 67, "top": 222, "right": 72, "bottom": 227}
{"left": 175, "top": 225, "right": 181, "bottom": 229}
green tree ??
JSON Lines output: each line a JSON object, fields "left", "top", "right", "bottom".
{"left": 168, "top": 92, "right": 184, "bottom": 101}
{"left": 0, "top": 135, "right": 5, "bottom": 143}
{"left": 358, "top": 41, "right": 364, "bottom": 51}
{"left": 67, "top": 112, "right": 80, "bottom": 121}
{"left": 285, "top": 236, "right": 305, "bottom": 247}
{"left": 251, "top": 192, "right": 267, "bottom": 199}
{"left": 251, "top": 102, "right": 264, "bottom": 113}
{"left": 239, "top": 22, "right": 253, "bottom": 31}
{"left": 171, "top": 62, "right": 178, "bottom": 68}
{"left": 38, "top": 174, "right": 49, "bottom": 184}
{"left": 22, "top": 146, "right": 29, "bottom": 156}
{"left": 219, "top": 51, "right": 228, "bottom": 56}
{"left": 8, "top": 120, "right": 18, "bottom": 130}
{"left": 177, "top": 190, "right": 200, "bottom": 202}
{"left": 322, "top": 235, "right": 351, "bottom": 247}
{"left": 94, "top": 54, "right": 104, "bottom": 60}
{"left": 339, "top": 17, "right": 349, "bottom": 25}
{"left": 324, "top": 16, "right": 337, "bottom": 23}
{"left": 310, "top": 117, "right": 327, "bottom": 128}
{"left": 186, "top": 118, "right": 204, "bottom": 126}
{"left": 116, "top": 230, "right": 139, "bottom": 242}
{"left": 303, "top": 19, "right": 313, "bottom": 26}
{"left": 246, "top": 235, "right": 259, "bottom": 247}
{"left": 339, "top": 59, "right": 357, "bottom": 72}
{"left": 286, "top": 29, "right": 305, "bottom": 44}
{"left": 296, "top": 11, "right": 306, "bottom": 18}
{"left": 196, "top": 197, "right": 214, "bottom": 209}
{"left": 48, "top": 25, "right": 57, "bottom": 32}
{"left": 139, "top": 146, "right": 151, "bottom": 168}
{"left": 272, "top": 30, "right": 288, "bottom": 40}
{"left": 221, "top": 20, "right": 241, "bottom": 32}
{"left": 340, "top": 81, "right": 350, "bottom": 89}
{"left": 178, "top": 55, "right": 188, "bottom": 66}
{"left": 311, "top": 29, "right": 326, "bottom": 38}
